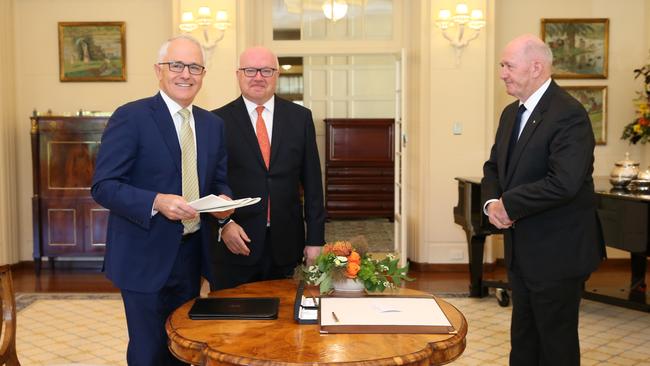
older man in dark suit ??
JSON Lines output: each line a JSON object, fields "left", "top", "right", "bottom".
{"left": 210, "top": 46, "right": 326, "bottom": 290}
{"left": 482, "top": 34, "right": 605, "bottom": 366}
{"left": 92, "top": 35, "right": 232, "bottom": 365}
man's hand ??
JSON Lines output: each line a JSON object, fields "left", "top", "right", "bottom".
{"left": 303, "top": 245, "right": 321, "bottom": 266}
{"left": 220, "top": 222, "right": 251, "bottom": 256}
{"left": 153, "top": 193, "right": 197, "bottom": 221}
{"left": 209, "top": 194, "right": 235, "bottom": 219}
{"left": 487, "top": 198, "right": 514, "bottom": 229}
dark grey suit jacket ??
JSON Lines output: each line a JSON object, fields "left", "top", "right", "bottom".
{"left": 482, "top": 80, "right": 605, "bottom": 281}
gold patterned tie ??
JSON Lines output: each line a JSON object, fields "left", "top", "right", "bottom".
{"left": 178, "top": 108, "right": 200, "bottom": 234}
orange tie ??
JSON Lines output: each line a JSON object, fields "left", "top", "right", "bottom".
{"left": 256, "top": 106, "right": 271, "bottom": 222}
{"left": 255, "top": 106, "right": 271, "bottom": 168}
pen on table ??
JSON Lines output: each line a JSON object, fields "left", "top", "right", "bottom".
{"left": 308, "top": 291, "right": 318, "bottom": 307}
{"left": 331, "top": 311, "right": 340, "bottom": 322}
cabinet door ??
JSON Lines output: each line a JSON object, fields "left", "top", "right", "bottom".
{"left": 40, "top": 198, "right": 84, "bottom": 256}
{"left": 83, "top": 200, "right": 108, "bottom": 254}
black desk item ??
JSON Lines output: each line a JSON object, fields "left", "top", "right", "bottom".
{"left": 293, "top": 281, "right": 319, "bottom": 324}
{"left": 189, "top": 297, "right": 279, "bottom": 320}
{"left": 453, "top": 176, "right": 650, "bottom": 312}
{"left": 453, "top": 177, "right": 509, "bottom": 305}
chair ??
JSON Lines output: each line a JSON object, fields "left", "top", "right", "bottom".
{"left": 0, "top": 265, "right": 20, "bottom": 365}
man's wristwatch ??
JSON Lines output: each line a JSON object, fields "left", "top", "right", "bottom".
{"left": 218, "top": 217, "right": 233, "bottom": 228}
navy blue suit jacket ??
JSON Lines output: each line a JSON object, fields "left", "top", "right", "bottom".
{"left": 92, "top": 93, "right": 231, "bottom": 292}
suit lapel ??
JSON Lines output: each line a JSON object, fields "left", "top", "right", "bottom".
{"left": 270, "top": 96, "right": 284, "bottom": 168}
{"left": 152, "top": 93, "right": 181, "bottom": 172}
{"left": 232, "top": 97, "right": 268, "bottom": 170}
{"left": 504, "top": 81, "right": 557, "bottom": 186}
{"left": 498, "top": 103, "right": 518, "bottom": 182}
{"left": 194, "top": 109, "right": 208, "bottom": 194}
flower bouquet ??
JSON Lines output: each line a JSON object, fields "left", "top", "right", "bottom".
{"left": 621, "top": 55, "right": 650, "bottom": 144}
{"left": 295, "top": 237, "right": 412, "bottom": 294}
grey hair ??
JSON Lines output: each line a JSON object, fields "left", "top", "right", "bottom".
{"left": 157, "top": 34, "right": 206, "bottom": 65}
{"left": 523, "top": 37, "right": 553, "bottom": 66}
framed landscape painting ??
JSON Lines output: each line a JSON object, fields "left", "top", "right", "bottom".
{"left": 58, "top": 22, "right": 126, "bottom": 82}
{"left": 541, "top": 18, "right": 609, "bottom": 79}
{"left": 564, "top": 86, "right": 607, "bottom": 145}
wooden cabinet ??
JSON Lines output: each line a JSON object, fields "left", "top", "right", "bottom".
{"left": 30, "top": 116, "right": 108, "bottom": 274}
{"left": 324, "top": 118, "right": 394, "bottom": 220}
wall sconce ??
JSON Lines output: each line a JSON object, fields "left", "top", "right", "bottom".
{"left": 179, "top": 6, "right": 230, "bottom": 62}
{"left": 435, "top": 3, "right": 486, "bottom": 64}
{"left": 322, "top": 0, "right": 348, "bottom": 22}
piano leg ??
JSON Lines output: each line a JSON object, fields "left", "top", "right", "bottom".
{"left": 466, "top": 232, "right": 489, "bottom": 297}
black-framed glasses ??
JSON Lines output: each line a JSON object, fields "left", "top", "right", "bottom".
{"left": 158, "top": 61, "right": 205, "bottom": 75}
{"left": 238, "top": 67, "right": 277, "bottom": 78}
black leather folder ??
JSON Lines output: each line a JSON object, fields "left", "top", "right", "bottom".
{"left": 188, "top": 297, "right": 280, "bottom": 320}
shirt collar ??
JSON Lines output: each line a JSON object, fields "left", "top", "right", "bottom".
{"left": 242, "top": 95, "right": 275, "bottom": 115}
{"left": 521, "top": 78, "right": 551, "bottom": 112}
{"left": 159, "top": 90, "right": 193, "bottom": 117}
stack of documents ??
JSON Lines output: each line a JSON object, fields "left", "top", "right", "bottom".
{"left": 189, "top": 195, "right": 261, "bottom": 212}
{"left": 319, "top": 296, "right": 455, "bottom": 334}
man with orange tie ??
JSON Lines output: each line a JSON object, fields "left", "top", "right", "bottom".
{"left": 210, "top": 46, "right": 326, "bottom": 290}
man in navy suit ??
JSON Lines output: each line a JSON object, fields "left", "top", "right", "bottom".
{"left": 92, "top": 35, "right": 232, "bottom": 365}
{"left": 210, "top": 46, "right": 326, "bottom": 290}
{"left": 482, "top": 34, "right": 605, "bottom": 365}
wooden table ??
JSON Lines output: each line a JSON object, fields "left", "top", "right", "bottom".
{"left": 166, "top": 279, "right": 467, "bottom": 366}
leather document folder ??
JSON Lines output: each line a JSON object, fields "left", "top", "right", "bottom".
{"left": 188, "top": 297, "right": 280, "bottom": 320}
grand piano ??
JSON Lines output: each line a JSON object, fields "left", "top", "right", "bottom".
{"left": 453, "top": 176, "right": 650, "bottom": 312}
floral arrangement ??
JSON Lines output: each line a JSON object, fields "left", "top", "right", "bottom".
{"left": 621, "top": 55, "right": 650, "bottom": 144}
{"left": 295, "top": 238, "right": 412, "bottom": 294}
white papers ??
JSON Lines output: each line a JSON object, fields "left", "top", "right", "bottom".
{"left": 300, "top": 295, "right": 319, "bottom": 308}
{"left": 298, "top": 307, "right": 318, "bottom": 320}
{"left": 189, "top": 195, "right": 261, "bottom": 212}
{"left": 320, "top": 297, "right": 452, "bottom": 328}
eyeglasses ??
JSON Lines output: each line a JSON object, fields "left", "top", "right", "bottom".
{"left": 238, "top": 67, "right": 277, "bottom": 78}
{"left": 158, "top": 61, "right": 205, "bottom": 75}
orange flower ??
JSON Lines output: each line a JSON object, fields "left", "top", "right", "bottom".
{"left": 346, "top": 262, "right": 360, "bottom": 278}
{"left": 347, "top": 251, "right": 361, "bottom": 264}
{"left": 640, "top": 117, "right": 650, "bottom": 126}
{"left": 331, "top": 241, "right": 352, "bottom": 256}
{"left": 321, "top": 244, "right": 333, "bottom": 254}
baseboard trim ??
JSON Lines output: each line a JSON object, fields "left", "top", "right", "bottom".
{"left": 12, "top": 259, "right": 103, "bottom": 271}
{"left": 409, "top": 260, "right": 497, "bottom": 273}
{"left": 409, "top": 257, "right": 649, "bottom": 273}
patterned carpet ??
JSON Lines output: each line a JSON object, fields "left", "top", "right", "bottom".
{"left": 325, "top": 218, "right": 394, "bottom": 252}
{"left": 15, "top": 292, "right": 650, "bottom": 365}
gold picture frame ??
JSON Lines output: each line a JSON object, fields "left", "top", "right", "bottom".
{"left": 58, "top": 22, "right": 126, "bottom": 82}
{"left": 564, "top": 85, "right": 607, "bottom": 145}
{"left": 541, "top": 18, "right": 609, "bottom": 79}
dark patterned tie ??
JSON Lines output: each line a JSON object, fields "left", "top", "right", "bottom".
{"left": 506, "top": 104, "right": 527, "bottom": 172}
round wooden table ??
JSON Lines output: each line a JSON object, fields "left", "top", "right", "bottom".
{"left": 166, "top": 279, "right": 467, "bottom": 366}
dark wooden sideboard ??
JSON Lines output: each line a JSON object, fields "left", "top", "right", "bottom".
{"left": 30, "top": 116, "right": 108, "bottom": 275}
{"left": 324, "top": 118, "right": 394, "bottom": 220}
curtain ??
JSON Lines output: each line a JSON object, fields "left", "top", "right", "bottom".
{"left": 0, "top": 0, "right": 20, "bottom": 265}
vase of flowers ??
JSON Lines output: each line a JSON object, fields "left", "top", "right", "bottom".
{"left": 621, "top": 55, "right": 650, "bottom": 144}
{"left": 332, "top": 278, "right": 366, "bottom": 292}
{"left": 295, "top": 238, "right": 412, "bottom": 294}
